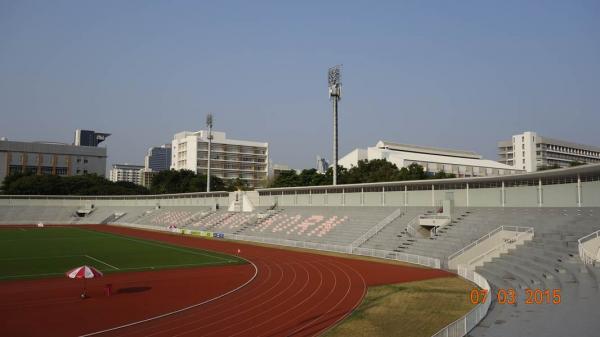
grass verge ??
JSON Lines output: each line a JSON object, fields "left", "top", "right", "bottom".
{"left": 323, "top": 276, "right": 477, "bottom": 337}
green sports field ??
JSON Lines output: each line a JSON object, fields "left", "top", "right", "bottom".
{"left": 0, "top": 226, "right": 245, "bottom": 281}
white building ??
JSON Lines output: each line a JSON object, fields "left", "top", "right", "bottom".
{"left": 109, "top": 164, "right": 144, "bottom": 185}
{"left": 498, "top": 131, "right": 600, "bottom": 172}
{"left": 171, "top": 130, "right": 268, "bottom": 188}
{"left": 340, "top": 141, "right": 522, "bottom": 178}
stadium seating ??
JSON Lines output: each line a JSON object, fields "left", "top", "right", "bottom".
{"left": 1, "top": 201, "right": 599, "bottom": 337}
{"left": 0, "top": 206, "right": 78, "bottom": 223}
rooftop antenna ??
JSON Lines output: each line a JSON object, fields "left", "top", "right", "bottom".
{"left": 206, "top": 113, "right": 213, "bottom": 192}
{"left": 328, "top": 65, "right": 342, "bottom": 185}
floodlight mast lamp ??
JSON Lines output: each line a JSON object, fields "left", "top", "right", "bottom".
{"left": 206, "top": 113, "right": 213, "bottom": 192}
{"left": 328, "top": 65, "right": 342, "bottom": 186}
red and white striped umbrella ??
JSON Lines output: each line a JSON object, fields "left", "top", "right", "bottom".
{"left": 65, "top": 265, "right": 103, "bottom": 279}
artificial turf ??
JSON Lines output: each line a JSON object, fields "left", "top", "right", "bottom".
{"left": 0, "top": 226, "right": 246, "bottom": 280}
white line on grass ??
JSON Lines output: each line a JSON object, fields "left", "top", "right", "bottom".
{"left": 0, "top": 254, "right": 83, "bottom": 261}
{"left": 85, "top": 255, "right": 120, "bottom": 270}
{"left": 73, "top": 227, "right": 236, "bottom": 263}
{"left": 0, "top": 272, "right": 64, "bottom": 280}
{"left": 116, "top": 260, "right": 239, "bottom": 272}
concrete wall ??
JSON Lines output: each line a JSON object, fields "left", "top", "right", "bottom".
{"left": 505, "top": 186, "right": 539, "bottom": 207}
{"left": 469, "top": 188, "right": 502, "bottom": 207}
{"left": 1, "top": 180, "right": 598, "bottom": 208}
{"left": 582, "top": 181, "right": 600, "bottom": 207}
{"left": 542, "top": 183, "right": 578, "bottom": 207}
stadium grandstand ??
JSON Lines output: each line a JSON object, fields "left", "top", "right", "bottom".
{"left": 1, "top": 164, "right": 600, "bottom": 337}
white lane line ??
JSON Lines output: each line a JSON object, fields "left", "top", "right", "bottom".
{"left": 80, "top": 258, "right": 259, "bottom": 337}
{"left": 85, "top": 255, "right": 120, "bottom": 270}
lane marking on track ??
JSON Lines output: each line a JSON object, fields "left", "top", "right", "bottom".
{"left": 85, "top": 255, "right": 120, "bottom": 270}
{"left": 122, "top": 257, "right": 278, "bottom": 337}
{"left": 313, "top": 261, "right": 368, "bottom": 336}
{"left": 169, "top": 257, "right": 305, "bottom": 337}
{"left": 79, "top": 258, "right": 259, "bottom": 337}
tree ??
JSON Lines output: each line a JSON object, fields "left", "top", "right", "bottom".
{"left": 343, "top": 159, "right": 403, "bottom": 184}
{"left": 149, "top": 169, "right": 225, "bottom": 194}
{"left": 537, "top": 164, "right": 561, "bottom": 171}
{"left": 1, "top": 173, "right": 149, "bottom": 195}
{"left": 226, "top": 177, "right": 249, "bottom": 191}
{"left": 569, "top": 161, "right": 585, "bottom": 167}
{"left": 432, "top": 171, "right": 456, "bottom": 179}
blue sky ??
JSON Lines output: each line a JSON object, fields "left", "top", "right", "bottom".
{"left": 1, "top": 1, "right": 599, "bottom": 170}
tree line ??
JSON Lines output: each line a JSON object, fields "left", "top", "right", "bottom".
{"left": 0, "top": 170, "right": 250, "bottom": 195}
{"left": 1, "top": 159, "right": 455, "bottom": 195}
{"left": 268, "top": 159, "right": 455, "bottom": 188}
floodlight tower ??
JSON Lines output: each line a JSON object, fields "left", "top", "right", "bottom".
{"left": 206, "top": 113, "right": 213, "bottom": 192}
{"left": 328, "top": 65, "right": 342, "bottom": 185}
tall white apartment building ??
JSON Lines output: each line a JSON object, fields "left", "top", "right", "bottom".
{"left": 340, "top": 140, "right": 522, "bottom": 178}
{"left": 109, "top": 164, "right": 144, "bottom": 185}
{"left": 498, "top": 131, "right": 600, "bottom": 172}
{"left": 170, "top": 130, "right": 268, "bottom": 188}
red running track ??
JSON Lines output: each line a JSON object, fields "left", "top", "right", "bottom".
{"left": 1, "top": 225, "right": 453, "bottom": 337}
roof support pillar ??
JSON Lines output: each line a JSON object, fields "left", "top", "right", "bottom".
{"left": 577, "top": 174, "right": 582, "bottom": 207}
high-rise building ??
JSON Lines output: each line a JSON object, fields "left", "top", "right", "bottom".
{"left": 74, "top": 129, "right": 111, "bottom": 147}
{"left": 170, "top": 130, "right": 268, "bottom": 188}
{"left": 109, "top": 164, "right": 144, "bottom": 185}
{"left": 316, "top": 156, "right": 329, "bottom": 174}
{"left": 144, "top": 144, "right": 171, "bottom": 172}
{"left": 498, "top": 131, "right": 600, "bottom": 172}
{"left": 139, "top": 168, "right": 158, "bottom": 188}
{"left": 340, "top": 140, "right": 523, "bottom": 178}
{"left": 0, "top": 135, "right": 108, "bottom": 182}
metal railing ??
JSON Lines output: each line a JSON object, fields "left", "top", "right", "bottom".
{"left": 406, "top": 215, "right": 419, "bottom": 237}
{"left": 431, "top": 265, "right": 491, "bottom": 337}
{"left": 352, "top": 247, "right": 440, "bottom": 269}
{"left": 350, "top": 209, "right": 404, "bottom": 248}
{"left": 112, "top": 222, "right": 441, "bottom": 269}
{"left": 448, "top": 226, "right": 534, "bottom": 269}
{"left": 113, "top": 221, "right": 486, "bottom": 336}
{"left": 579, "top": 229, "right": 600, "bottom": 265}
{"left": 467, "top": 228, "right": 534, "bottom": 267}
{"left": 225, "top": 232, "right": 441, "bottom": 269}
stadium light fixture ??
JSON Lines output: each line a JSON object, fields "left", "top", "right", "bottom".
{"left": 206, "top": 113, "right": 213, "bottom": 192}
{"left": 328, "top": 65, "right": 342, "bottom": 185}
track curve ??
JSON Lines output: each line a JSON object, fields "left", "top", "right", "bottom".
{"left": 1, "top": 225, "right": 453, "bottom": 337}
